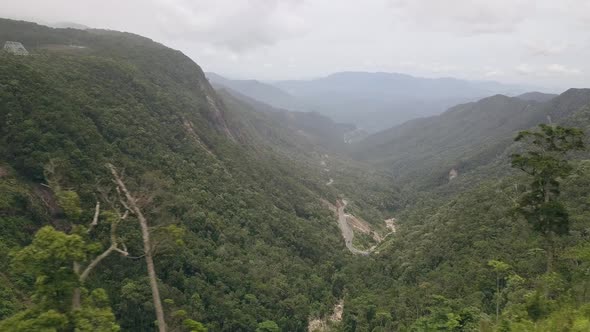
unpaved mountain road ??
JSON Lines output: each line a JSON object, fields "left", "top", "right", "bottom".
{"left": 336, "top": 200, "right": 370, "bottom": 256}
{"left": 335, "top": 199, "right": 398, "bottom": 256}
{"left": 320, "top": 157, "right": 395, "bottom": 256}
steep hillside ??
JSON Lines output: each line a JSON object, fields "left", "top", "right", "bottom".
{"left": 339, "top": 92, "right": 590, "bottom": 332}
{"left": 214, "top": 86, "right": 356, "bottom": 154}
{"left": 354, "top": 89, "right": 590, "bottom": 190}
{"left": 340, "top": 162, "right": 590, "bottom": 331}
{"left": 215, "top": 87, "right": 403, "bottom": 230}
{"left": 0, "top": 18, "right": 352, "bottom": 332}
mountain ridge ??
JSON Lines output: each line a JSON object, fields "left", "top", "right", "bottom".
{"left": 354, "top": 88, "right": 590, "bottom": 190}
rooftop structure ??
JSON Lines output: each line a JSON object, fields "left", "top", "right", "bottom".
{"left": 3, "top": 41, "right": 29, "bottom": 55}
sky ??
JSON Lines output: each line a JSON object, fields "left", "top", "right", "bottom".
{"left": 3, "top": 0, "right": 590, "bottom": 90}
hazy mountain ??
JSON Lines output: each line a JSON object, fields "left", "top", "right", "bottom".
{"left": 208, "top": 71, "right": 537, "bottom": 134}
{"left": 516, "top": 91, "right": 558, "bottom": 102}
{"left": 272, "top": 71, "right": 536, "bottom": 132}
{"left": 213, "top": 84, "right": 358, "bottom": 152}
{"left": 206, "top": 72, "right": 307, "bottom": 111}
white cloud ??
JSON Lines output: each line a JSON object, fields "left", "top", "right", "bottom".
{"left": 516, "top": 64, "right": 535, "bottom": 75}
{"left": 484, "top": 70, "right": 504, "bottom": 77}
{"left": 2, "top": 0, "right": 590, "bottom": 88}
{"left": 525, "top": 40, "right": 568, "bottom": 56}
{"left": 546, "top": 64, "right": 582, "bottom": 75}
{"left": 151, "top": 0, "right": 307, "bottom": 52}
{"left": 389, "top": 0, "right": 531, "bottom": 34}
{"left": 515, "top": 63, "right": 582, "bottom": 78}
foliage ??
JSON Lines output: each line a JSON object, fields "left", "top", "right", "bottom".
{"left": 255, "top": 320, "right": 280, "bottom": 332}
{"left": 12, "top": 226, "right": 86, "bottom": 310}
{"left": 1, "top": 226, "right": 120, "bottom": 331}
{"left": 0, "top": 18, "right": 347, "bottom": 331}
{"left": 3, "top": 17, "right": 590, "bottom": 332}
{"left": 511, "top": 124, "right": 585, "bottom": 236}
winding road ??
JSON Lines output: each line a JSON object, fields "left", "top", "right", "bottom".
{"left": 336, "top": 200, "right": 370, "bottom": 256}
{"left": 321, "top": 157, "right": 394, "bottom": 256}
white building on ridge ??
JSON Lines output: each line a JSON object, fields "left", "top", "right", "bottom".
{"left": 3, "top": 41, "right": 29, "bottom": 55}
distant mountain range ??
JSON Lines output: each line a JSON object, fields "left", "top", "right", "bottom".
{"left": 208, "top": 71, "right": 543, "bottom": 133}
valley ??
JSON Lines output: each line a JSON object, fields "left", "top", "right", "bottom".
{"left": 1, "top": 13, "right": 590, "bottom": 332}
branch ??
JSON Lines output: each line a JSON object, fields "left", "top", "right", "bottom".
{"left": 114, "top": 247, "right": 130, "bottom": 256}
{"left": 87, "top": 201, "right": 101, "bottom": 233}
{"left": 116, "top": 186, "right": 133, "bottom": 213}
{"left": 79, "top": 202, "right": 129, "bottom": 283}
{"left": 80, "top": 245, "right": 117, "bottom": 283}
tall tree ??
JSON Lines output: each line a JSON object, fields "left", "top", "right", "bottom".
{"left": 108, "top": 164, "right": 167, "bottom": 332}
{"left": 511, "top": 124, "right": 585, "bottom": 272}
{"left": 487, "top": 260, "right": 511, "bottom": 321}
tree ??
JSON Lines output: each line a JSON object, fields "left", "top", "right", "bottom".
{"left": 487, "top": 260, "right": 511, "bottom": 321}
{"left": 108, "top": 163, "right": 167, "bottom": 332}
{"left": 43, "top": 161, "right": 130, "bottom": 310}
{"left": 0, "top": 226, "right": 120, "bottom": 331}
{"left": 256, "top": 320, "right": 280, "bottom": 332}
{"left": 511, "top": 124, "right": 585, "bottom": 272}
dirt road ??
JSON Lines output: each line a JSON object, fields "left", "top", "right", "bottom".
{"left": 336, "top": 200, "right": 370, "bottom": 256}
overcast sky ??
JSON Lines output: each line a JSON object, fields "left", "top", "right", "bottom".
{"left": 4, "top": 0, "right": 590, "bottom": 89}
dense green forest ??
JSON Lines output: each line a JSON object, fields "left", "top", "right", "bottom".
{"left": 0, "top": 18, "right": 356, "bottom": 331}
{"left": 2, "top": 18, "right": 590, "bottom": 332}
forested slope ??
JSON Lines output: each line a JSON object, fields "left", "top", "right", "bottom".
{"left": 0, "top": 18, "right": 354, "bottom": 331}
{"left": 338, "top": 93, "right": 590, "bottom": 331}
{"left": 354, "top": 89, "right": 590, "bottom": 190}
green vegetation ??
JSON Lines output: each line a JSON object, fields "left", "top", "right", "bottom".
{"left": 3, "top": 17, "right": 590, "bottom": 332}
{"left": 511, "top": 125, "right": 585, "bottom": 272}
{"left": 337, "top": 124, "right": 590, "bottom": 331}
{"left": 0, "top": 18, "right": 348, "bottom": 331}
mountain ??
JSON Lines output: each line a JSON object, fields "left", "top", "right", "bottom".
{"left": 3, "top": 17, "right": 590, "bottom": 332}
{"left": 208, "top": 71, "right": 536, "bottom": 134}
{"left": 49, "top": 21, "right": 91, "bottom": 29}
{"left": 516, "top": 91, "right": 558, "bottom": 102}
{"left": 272, "top": 71, "right": 535, "bottom": 132}
{"left": 206, "top": 72, "right": 307, "bottom": 112}
{"left": 214, "top": 86, "right": 358, "bottom": 152}
{"left": 354, "top": 89, "right": 590, "bottom": 189}
{"left": 340, "top": 89, "right": 590, "bottom": 331}
{"left": 0, "top": 18, "right": 355, "bottom": 331}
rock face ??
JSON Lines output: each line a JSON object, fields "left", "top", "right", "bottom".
{"left": 308, "top": 299, "right": 344, "bottom": 332}
{"left": 3, "top": 41, "right": 28, "bottom": 55}
{"left": 449, "top": 168, "right": 459, "bottom": 181}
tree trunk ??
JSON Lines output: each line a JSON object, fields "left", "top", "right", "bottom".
{"left": 543, "top": 181, "right": 555, "bottom": 274}
{"left": 72, "top": 262, "right": 81, "bottom": 310}
{"left": 495, "top": 275, "right": 500, "bottom": 321}
{"left": 546, "top": 231, "right": 554, "bottom": 273}
{"left": 137, "top": 210, "right": 166, "bottom": 332}
{"left": 109, "top": 165, "right": 167, "bottom": 332}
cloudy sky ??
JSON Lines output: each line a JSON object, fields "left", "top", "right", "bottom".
{"left": 4, "top": 0, "right": 590, "bottom": 89}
